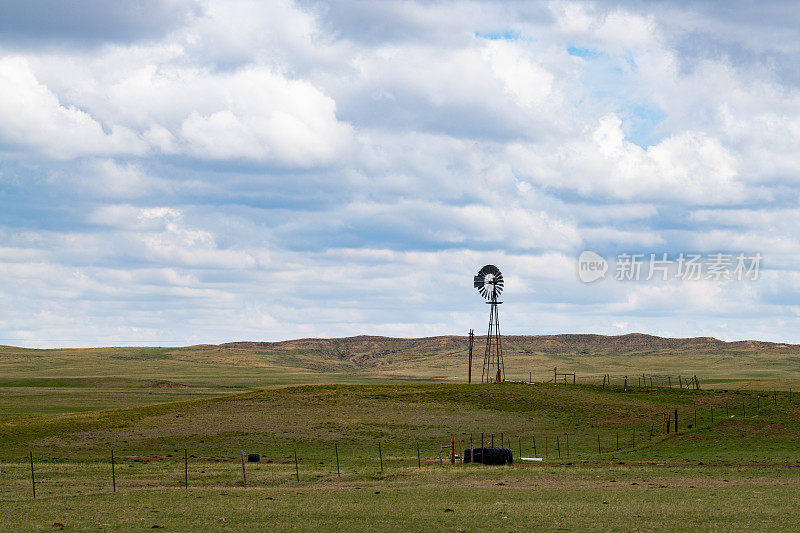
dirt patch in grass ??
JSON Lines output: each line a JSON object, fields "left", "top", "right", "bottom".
{"left": 147, "top": 381, "right": 189, "bottom": 389}
{"left": 715, "top": 420, "right": 793, "bottom": 437}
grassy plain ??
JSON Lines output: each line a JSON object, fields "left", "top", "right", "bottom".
{"left": 1, "top": 334, "right": 799, "bottom": 531}
{"left": 3, "top": 470, "right": 799, "bottom": 532}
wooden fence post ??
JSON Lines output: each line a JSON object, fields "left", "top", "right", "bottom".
{"left": 597, "top": 434, "right": 601, "bottom": 453}
{"left": 294, "top": 449, "right": 299, "bottom": 482}
{"left": 379, "top": 442, "right": 383, "bottom": 472}
{"left": 111, "top": 449, "right": 116, "bottom": 493}
{"left": 556, "top": 436, "right": 561, "bottom": 459}
{"left": 417, "top": 441, "right": 421, "bottom": 469}
{"left": 335, "top": 443, "right": 340, "bottom": 476}
{"left": 674, "top": 409, "right": 678, "bottom": 432}
{"left": 184, "top": 449, "right": 188, "bottom": 489}
{"left": 240, "top": 450, "right": 247, "bottom": 487}
{"left": 468, "top": 329, "right": 473, "bottom": 384}
{"left": 532, "top": 436, "right": 537, "bottom": 456}
{"left": 29, "top": 451, "right": 35, "bottom": 500}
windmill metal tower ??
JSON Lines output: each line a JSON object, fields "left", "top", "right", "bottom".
{"left": 473, "top": 264, "right": 504, "bottom": 383}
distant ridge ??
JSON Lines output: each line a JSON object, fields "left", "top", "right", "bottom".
{"left": 2, "top": 333, "right": 798, "bottom": 382}
{"left": 220, "top": 333, "right": 800, "bottom": 362}
{"left": 3, "top": 333, "right": 796, "bottom": 355}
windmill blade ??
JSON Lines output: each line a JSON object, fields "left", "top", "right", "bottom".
{"left": 483, "top": 265, "right": 499, "bottom": 276}
{"left": 490, "top": 267, "right": 503, "bottom": 292}
{"left": 473, "top": 275, "right": 484, "bottom": 288}
{"left": 479, "top": 265, "right": 496, "bottom": 277}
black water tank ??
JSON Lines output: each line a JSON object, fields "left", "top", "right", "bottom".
{"left": 463, "top": 447, "right": 512, "bottom": 465}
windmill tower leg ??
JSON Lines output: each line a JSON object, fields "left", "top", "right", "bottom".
{"left": 482, "top": 300, "right": 503, "bottom": 383}
{"left": 482, "top": 307, "right": 492, "bottom": 383}
{"left": 494, "top": 302, "right": 503, "bottom": 382}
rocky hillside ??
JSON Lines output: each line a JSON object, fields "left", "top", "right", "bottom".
{"left": 219, "top": 333, "right": 800, "bottom": 364}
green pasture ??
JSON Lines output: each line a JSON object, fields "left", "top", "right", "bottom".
{"left": 1, "top": 337, "right": 799, "bottom": 531}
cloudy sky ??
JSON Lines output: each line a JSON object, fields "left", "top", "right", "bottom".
{"left": 1, "top": 0, "right": 799, "bottom": 347}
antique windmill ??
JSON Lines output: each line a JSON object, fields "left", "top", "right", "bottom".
{"left": 473, "top": 264, "right": 504, "bottom": 383}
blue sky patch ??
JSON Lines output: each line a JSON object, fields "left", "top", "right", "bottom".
{"left": 622, "top": 105, "right": 667, "bottom": 148}
{"left": 567, "top": 46, "right": 601, "bottom": 59}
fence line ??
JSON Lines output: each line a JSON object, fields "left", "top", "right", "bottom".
{"left": 2, "top": 391, "right": 796, "bottom": 500}
{"left": 527, "top": 371, "right": 703, "bottom": 390}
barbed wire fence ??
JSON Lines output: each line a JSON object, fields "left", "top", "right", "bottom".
{"left": 532, "top": 369, "right": 702, "bottom": 390}
{"left": 2, "top": 389, "right": 796, "bottom": 501}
